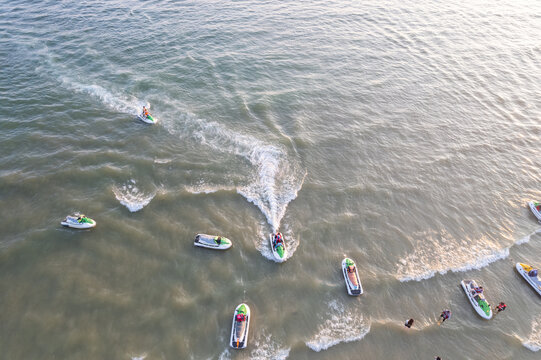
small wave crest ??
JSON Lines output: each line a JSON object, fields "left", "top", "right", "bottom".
{"left": 395, "top": 230, "right": 510, "bottom": 282}
{"left": 112, "top": 179, "right": 156, "bottom": 212}
{"left": 306, "top": 300, "right": 370, "bottom": 352}
{"left": 515, "top": 228, "right": 541, "bottom": 245}
{"left": 523, "top": 317, "right": 541, "bottom": 352}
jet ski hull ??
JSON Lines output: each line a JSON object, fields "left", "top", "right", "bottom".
{"left": 138, "top": 113, "right": 157, "bottom": 124}
{"left": 528, "top": 201, "right": 541, "bottom": 223}
{"left": 60, "top": 215, "right": 96, "bottom": 229}
{"left": 193, "top": 234, "right": 232, "bottom": 250}
{"left": 461, "top": 280, "right": 492, "bottom": 319}
{"left": 230, "top": 303, "right": 250, "bottom": 349}
{"left": 516, "top": 263, "right": 541, "bottom": 296}
{"left": 342, "top": 258, "right": 363, "bottom": 296}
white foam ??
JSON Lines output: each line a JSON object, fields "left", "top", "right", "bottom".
{"left": 153, "top": 158, "right": 172, "bottom": 164}
{"left": 250, "top": 328, "right": 290, "bottom": 360}
{"left": 164, "top": 115, "right": 305, "bottom": 233}
{"left": 184, "top": 183, "right": 236, "bottom": 195}
{"left": 58, "top": 75, "right": 147, "bottom": 116}
{"left": 396, "top": 231, "right": 510, "bottom": 282}
{"left": 396, "top": 228, "right": 541, "bottom": 282}
{"left": 113, "top": 179, "right": 156, "bottom": 212}
{"left": 129, "top": 354, "right": 147, "bottom": 360}
{"left": 218, "top": 349, "right": 231, "bottom": 360}
{"left": 515, "top": 228, "right": 541, "bottom": 245}
{"left": 306, "top": 300, "right": 371, "bottom": 352}
{"left": 523, "top": 317, "right": 541, "bottom": 352}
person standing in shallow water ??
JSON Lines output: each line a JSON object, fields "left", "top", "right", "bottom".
{"left": 404, "top": 318, "right": 414, "bottom": 328}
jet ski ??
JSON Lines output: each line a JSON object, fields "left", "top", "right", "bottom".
{"left": 460, "top": 279, "right": 492, "bottom": 319}
{"left": 138, "top": 112, "right": 157, "bottom": 124}
{"left": 60, "top": 213, "right": 96, "bottom": 229}
{"left": 269, "top": 232, "right": 287, "bottom": 262}
{"left": 193, "top": 234, "right": 232, "bottom": 250}
{"left": 516, "top": 262, "right": 541, "bottom": 296}
{"left": 528, "top": 201, "right": 541, "bottom": 223}
{"left": 342, "top": 258, "right": 363, "bottom": 296}
{"left": 230, "top": 303, "right": 250, "bottom": 349}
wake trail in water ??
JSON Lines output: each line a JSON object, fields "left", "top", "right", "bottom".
{"left": 306, "top": 299, "right": 370, "bottom": 352}
{"left": 164, "top": 113, "right": 305, "bottom": 255}
{"left": 396, "top": 228, "right": 541, "bottom": 282}
{"left": 35, "top": 45, "right": 147, "bottom": 116}
{"left": 522, "top": 316, "right": 541, "bottom": 352}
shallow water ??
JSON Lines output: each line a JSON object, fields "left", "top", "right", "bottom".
{"left": 1, "top": 0, "right": 540, "bottom": 359}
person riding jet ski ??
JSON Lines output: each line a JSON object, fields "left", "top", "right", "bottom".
{"left": 142, "top": 106, "right": 150, "bottom": 118}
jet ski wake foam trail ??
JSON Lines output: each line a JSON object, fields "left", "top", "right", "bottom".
{"left": 169, "top": 115, "right": 305, "bottom": 231}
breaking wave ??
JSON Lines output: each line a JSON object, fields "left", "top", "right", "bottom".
{"left": 113, "top": 179, "right": 156, "bottom": 212}
{"left": 306, "top": 300, "right": 370, "bottom": 352}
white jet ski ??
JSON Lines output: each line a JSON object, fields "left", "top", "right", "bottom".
{"left": 230, "top": 303, "right": 250, "bottom": 349}
{"left": 460, "top": 279, "right": 492, "bottom": 319}
{"left": 138, "top": 112, "right": 157, "bottom": 124}
{"left": 269, "top": 233, "right": 287, "bottom": 262}
{"left": 342, "top": 258, "right": 363, "bottom": 296}
{"left": 528, "top": 201, "right": 541, "bottom": 223}
{"left": 193, "top": 234, "right": 232, "bottom": 250}
{"left": 60, "top": 213, "right": 96, "bottom": 229}
{"left": 516, "top": 262, "right": 541, "bottom": 296}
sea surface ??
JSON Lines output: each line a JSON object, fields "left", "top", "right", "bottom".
{"left": 1, "top": 0, "right": 540, "bottom": 359}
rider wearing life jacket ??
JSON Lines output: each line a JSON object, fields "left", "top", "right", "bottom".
{"left": 440, "top": 310, "right": 451, "bottom": 323}
{"left": 275, "top": 233, "right": 283, "bottom": 245}
{"left": 347, "top": 265, "right": 355, "bottom": 273}
{"left": 495, "top": 302, "right": 507, "bottom": 312}
{"left": 142, "top": 106, "right": 150, "bottom": 117}
{"left": 236, "top": 313, "right": 245, "bottom": 322}
{"left": 474, "top": 286, "right": 483, "bottom": 294}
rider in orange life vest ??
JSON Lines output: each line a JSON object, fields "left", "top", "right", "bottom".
{"left": 142, "top": 106, "right": 150, "bottom": 117}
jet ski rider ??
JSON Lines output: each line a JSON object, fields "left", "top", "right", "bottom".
{"left": 473, "top": 286, "right": 483, "bottom": 294}
{"left": 274, "top": 233, "right": 283, "bottom": 246}
{"left": 347, "top": 265, "right": 356, "bottom": 273}
{"left": 236, "top": 313, "right": 245, "bottom": 322}
{"left": 142, "top": 106, "right": 150, "bottom": 117}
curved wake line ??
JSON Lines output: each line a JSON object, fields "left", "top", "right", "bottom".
{"left": 397, "top": 247, "right": 509, "bottom": 282}
{"left": 113, "top": 180, "right": 156, "bottom": 212}
{"left": 306, "top": 300, "right": 370, "bottom": 352}
{"left": 522, "top": 316, "right": 541, "bottom": 352}
{"left": 164, "top": 113, "right": 306, "bottom": 233}
{"left": 396, "top": 228, "right": 541, "bottom": 282}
